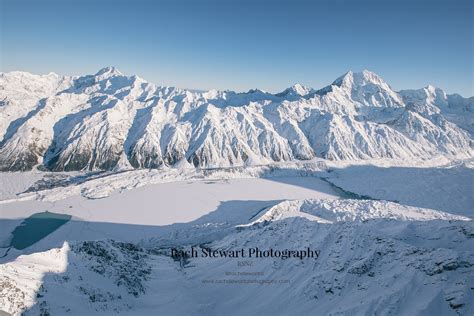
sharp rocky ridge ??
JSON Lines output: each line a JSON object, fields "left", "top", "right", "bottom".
{"left": 0, "top": 67, "right": 472, "bottom": 171}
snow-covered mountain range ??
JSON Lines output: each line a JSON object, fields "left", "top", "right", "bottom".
{"left": 1, "top": 67, "right": 472, "bottom": 171}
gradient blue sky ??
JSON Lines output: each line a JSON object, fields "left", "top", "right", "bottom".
{"left": 1, "top": 0, "right": 473, "bottom": 95}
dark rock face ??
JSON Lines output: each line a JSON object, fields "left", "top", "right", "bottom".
{"left": 72, "top": 240, "right": 152, "bottom": 297}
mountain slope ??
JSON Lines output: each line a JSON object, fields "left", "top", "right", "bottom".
{"left": 399, "top": 85, "right": 474, "bottom": 136}
{"left": 0, "top": 68, "right": 472, "bottom": 171}
{"left": 1, "top": 200, "right": 472, "bottom": 315}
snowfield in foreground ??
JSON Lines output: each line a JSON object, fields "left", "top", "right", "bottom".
{"left": 0, "top": 160, "right": 473, "bottom": 315}
{"left": 0, "top": 199, "right": 472, "bottom": 315}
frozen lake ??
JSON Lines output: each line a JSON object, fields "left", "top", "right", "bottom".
{"left": 0, "top": 177, "right": 340, "bottom": 225}
{"left": 0, "top": 176, "right": 340, "bottom": 250}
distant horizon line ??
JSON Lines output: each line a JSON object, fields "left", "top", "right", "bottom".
{"left": 2, "top": 66, "right": 472, "bottom": 98}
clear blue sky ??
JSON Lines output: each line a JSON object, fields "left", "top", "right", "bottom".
{"left": 1, "top": 0, "right": 473, "bottom": 96}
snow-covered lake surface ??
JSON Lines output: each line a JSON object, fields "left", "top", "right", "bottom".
{"left": 0, "top": 177, "right": 339, "bottom": 226}
{"left": 0, "top": 176, "right": 339, "bottom": 253}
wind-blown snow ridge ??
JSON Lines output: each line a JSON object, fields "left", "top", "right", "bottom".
{"left": 245, "top": 199, "right": 470, "bottom": 226}
{"left": 0, "top": 67, "right": 472, "bottom": 171}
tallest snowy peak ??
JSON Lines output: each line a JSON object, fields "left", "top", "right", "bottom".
{"left": 316, "top": 70, "right": 403, "bottom": 107}
{"left": 324, "top": 70, "right": 403, "bottom": 107}
{"left": 334, "top": 70, "right": 388, "bottom": 89}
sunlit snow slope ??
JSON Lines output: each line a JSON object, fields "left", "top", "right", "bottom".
{"left": 1, "top": 68, "right": 472, "bottom": 171}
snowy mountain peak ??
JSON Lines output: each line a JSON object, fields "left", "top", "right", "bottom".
{"left": 246, "top": 88, "right": 267, "bottom": 94}
{"left": 95, "top": 66, "right": 123, "bottom": 78}
{"left": 47, "top": 71, "right": 59, "bottom": 77}
{"left": 399, "top": 85, "right": 449, "bottom": 109}
{"left": 1, "top": 70, "right": 60, "bottom": 82}
{"left": 334, "top": 70, "right": 389, "bottom": 90}
{"left": 289, "top": 83, "right": 312, "bottom": 95}
{"left": 424, "top": 84, "right": 447, "bottom": 98}
{"left": 276, "top": 83, "right": 314, "bottom": 98}
{"left": 320, "top": 69, "right": 404, "bottom": 107}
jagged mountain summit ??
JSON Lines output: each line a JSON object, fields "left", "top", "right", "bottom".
{"left": 0, "top": 67, "right": 472, "bottom": 171}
